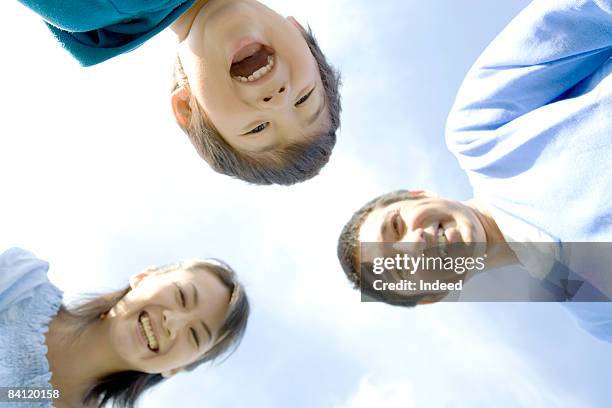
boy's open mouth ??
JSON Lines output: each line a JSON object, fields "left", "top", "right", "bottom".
{"left": 230, "top": 43, "right": 275, "bottom": 82}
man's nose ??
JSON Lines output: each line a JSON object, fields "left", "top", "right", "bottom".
{"left": 258, "top": 83, "right": 290, "bottom": 108}
{"left": 395, "top": 228, "right": 427, "bottom": 253}
{"left": 162, "top": 309, "right": 191, "bottom": 339}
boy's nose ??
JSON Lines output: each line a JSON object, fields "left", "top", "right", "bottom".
{"left": 260, "top": 84, "right": 289, "bottom": 108}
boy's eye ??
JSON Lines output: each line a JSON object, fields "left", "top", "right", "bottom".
{"left": 295, "top": 87, "right": 315, "bottom": 107}
{"left": 247, "top": 122, "right": 269, "bottom": 134}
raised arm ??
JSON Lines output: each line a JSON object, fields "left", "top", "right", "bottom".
{"left": 16, "top": 0, "right": 195, "bottom": 66}
{"left": 446, "top": 0, "right": 612, "bottom": 143}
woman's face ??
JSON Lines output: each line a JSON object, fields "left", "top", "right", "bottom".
{"left": 106, "top": 265, "right": 231, "bottom": 376}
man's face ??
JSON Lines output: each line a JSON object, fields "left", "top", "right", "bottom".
{"left": 357, "top": 195, "right": 488, "bottom": 299}
{"left": 359, "top": 195, "right": 487, "bottom": 249}
{"left": 178, "top": 0, "right": 330, "bottom": 154}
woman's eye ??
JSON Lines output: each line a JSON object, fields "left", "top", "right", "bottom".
{"left": 295, "top": 87, "right": 315, "bottom": 107}
{"left": 190, "top": 328, "right": 200, "bottom": 348}
{"left": 178, "top": 287, "right": 186, "bottom": 308}
{"left": 247, "top": 122, "right": 269, "bottom": 134}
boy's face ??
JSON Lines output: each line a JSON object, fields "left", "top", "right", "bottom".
{"left": 178, "top": 0, "right": 330, "bottom": 154}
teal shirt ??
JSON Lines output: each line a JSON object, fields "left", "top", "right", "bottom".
{"left": 18, "top": 0, "right": 196, "bottom": 66}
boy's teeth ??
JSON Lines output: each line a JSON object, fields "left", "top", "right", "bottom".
{"left": 234, "top": 56, "right": 274, "bottom": 83}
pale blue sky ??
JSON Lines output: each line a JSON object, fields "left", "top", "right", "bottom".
{"left": 1, "top": 0, "right": 611, "bottom": 407}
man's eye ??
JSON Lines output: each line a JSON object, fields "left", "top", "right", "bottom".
{"left": 391, "top": 211, "right": 405, "bottom": 239}
{"left": 247, "top": 122, "right": 269, "bottom": 134}
{"left": 295, "top": 87, "right": 315, "bottom": 107}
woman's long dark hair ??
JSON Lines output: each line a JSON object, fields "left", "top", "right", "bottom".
{"left": 61, "top": 260, "right": 250, "bottom": 407}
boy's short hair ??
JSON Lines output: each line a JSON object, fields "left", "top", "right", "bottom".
{"left": 337, "top": 190, "right": 424, "bottom": 306}
{"left": 173, "top": 27, "right": 341, "bottom": 185}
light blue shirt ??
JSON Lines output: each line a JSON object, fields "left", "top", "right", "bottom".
{"left": 445, "top": 0, "right": 612, "bottom": 342}
{"left": 0, "top": 248, "right": 63, "bottom": 407}
{"left": 446, "top": 0, "right": 612, "bottom": 243}
{"left": 17, "top": 0, "right": 196, "bottom": 66}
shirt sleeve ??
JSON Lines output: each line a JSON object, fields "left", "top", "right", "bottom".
{"left": 0, "top": 248, "right": 51, "bottom": 311}
{"left": 17, "top": 0, "right": 195, "bottom": 66}
{"left": 563, "top": 302, "right": 612, "bottom": 343}
{"left": 446, "top": 0, "right": 612, "bottom": 145}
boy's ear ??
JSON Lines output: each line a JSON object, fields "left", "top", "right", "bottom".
{"left": 171, "top": 87, "right": 192, "bottom": 128}
{"left": 129, "top": 266, "right": 157, "bottom": 290}
{"left": 161, "top": 367, "right": 185, "bottom": 378}
{"left": 286, "top": 16, "right": 305, "bottom": 31}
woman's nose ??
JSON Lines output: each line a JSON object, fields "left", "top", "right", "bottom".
{"left": 162, "top": 309, "right": 190, "bottom": 339}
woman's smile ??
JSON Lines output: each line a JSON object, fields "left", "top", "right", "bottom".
{"left": 137, "top": 311, "right": 160, "bottom": 353}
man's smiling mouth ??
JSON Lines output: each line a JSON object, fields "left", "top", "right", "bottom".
{"left": 437, "top": 224, "right": 448, "bottom": 258}
{"left": 230, "top": 43, "right": 275, "bottom": 82}
{"left": 138, "top": 311, "right": 159, "bottom": 352}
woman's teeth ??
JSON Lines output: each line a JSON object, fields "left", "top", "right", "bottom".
{"left": 437, "top": 227, "right": 448, "bottom": 258}
{"left": 234, "top": 56, "right": 274, "bottom": 83}
{"left": 139, "top": 314, "right": 158, "bottom": 351}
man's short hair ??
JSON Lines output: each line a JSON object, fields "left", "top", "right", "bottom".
{"left": 337, "top": 190, "right": 424, "bottom": 306}
{"left": 173, "top": 27, "right": 341, "bottom": 185}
